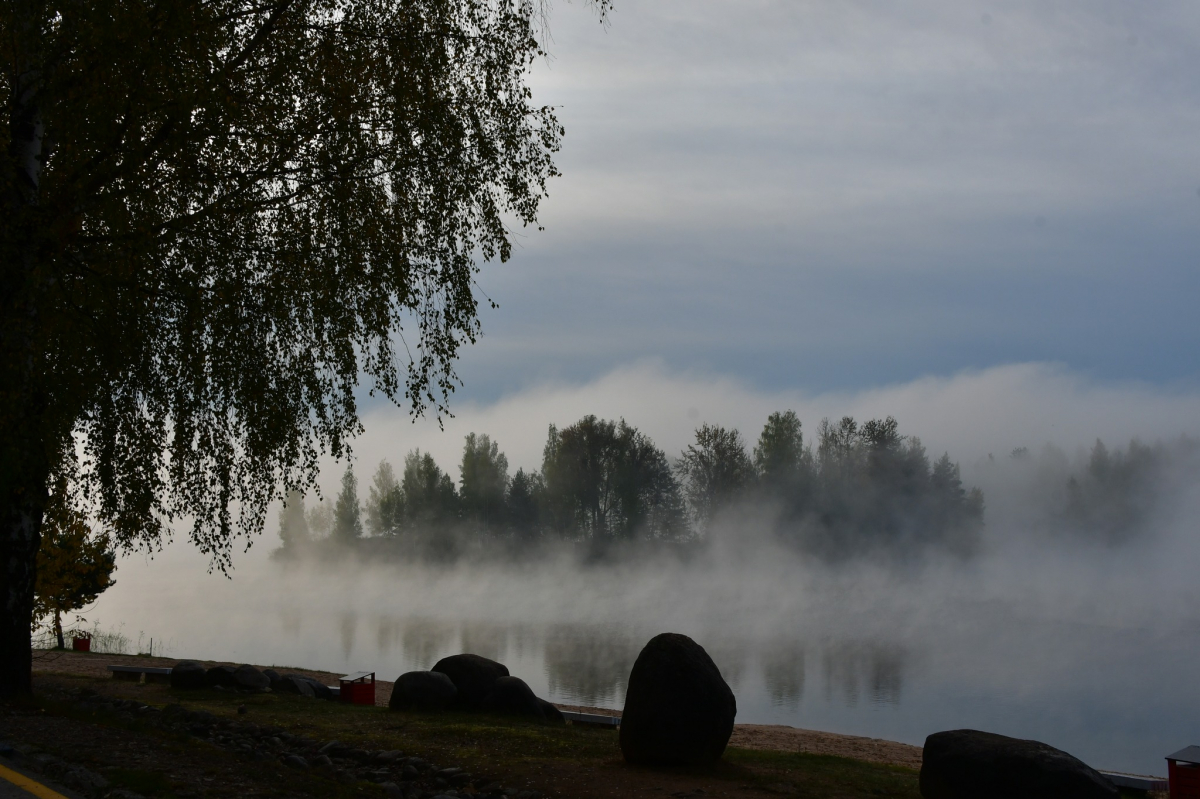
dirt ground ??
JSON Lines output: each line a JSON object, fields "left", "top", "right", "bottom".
{"left": 33, "top": 650, "right": 925, "bottom": 769}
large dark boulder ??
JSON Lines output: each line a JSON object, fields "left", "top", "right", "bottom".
{"left": 205, "top": 665, "right": 238, "bottom": 689}
{"left": 233, "top": 664, "right": 271, "bottom": 692}
{"left": 619, "top": 633, "right": 736, "bottom": 767}
{"left": 430, "top": 654, "right": 509, "bottom": 710}
{"left": 480, "top": 676, "right": 545, "bottom": 721}
{"left": 263, "top": 668, "right": 283, "bottom": 689}
{"left": 919, "top": 729, "right": 1119, "bottom": 799}
{"left": 170, "top": 661, "right": 208, "bottom": 690}
{"left": 539, "top": 699, "right": 566, "bottom": 726}
{"left": 389, "top": 671, "right": 457, "bottom": 711}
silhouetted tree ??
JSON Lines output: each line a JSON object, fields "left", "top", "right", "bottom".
{"left": 365, "top": 461, "right": 404, "bottom": 537}
{"left": 677, "top": 423, "right": 754, "bottom": 532}
{"left": 459, "top": 434, "right": 509, "bottom": 535}
{"left": 754, "top": 410, "right": 814, "bottom": 515}
{"left": 402, "top": 450, "right": 459, "bottom": 534}
{"left": 276, "top": 491, "right": 311, "bottom": 549}
{"left": 1064, "top": 438, "right": 1172, "bottom": 544}
{"left": 506, "top": 468, "right": 544, "bottom": 542}
{"left": 333, "top": 467, "right": 364, "bottom": 544}
{"left": 542, "top": 417, "right": 686, "bottom": 542}
{"left": 34, "top": 481, "right": 116, "bottom": 649}
{"left": 0, "top": 0, "right": 608, "bottom": 695}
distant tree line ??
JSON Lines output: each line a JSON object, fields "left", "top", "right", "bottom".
{"left": 274, "top": 412, "right": 985, "bottom": 560}
{"left": 1007, "top": 435, "right": 1200, "bottom": 545}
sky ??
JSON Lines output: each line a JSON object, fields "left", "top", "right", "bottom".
{"left": 422, "top": 0, "right": 1200, "bottom": 406}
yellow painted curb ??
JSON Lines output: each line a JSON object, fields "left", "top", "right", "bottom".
{"left": 0, "top": 762, "right": 71, "bottom": 799}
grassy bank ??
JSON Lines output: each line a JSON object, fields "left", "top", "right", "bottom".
{"left": 9, "top": 671, "right": 923, "bottom": 799}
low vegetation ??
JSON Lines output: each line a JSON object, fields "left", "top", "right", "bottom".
{"left": 11, "top": 671, "right": 926, "bottom": 799}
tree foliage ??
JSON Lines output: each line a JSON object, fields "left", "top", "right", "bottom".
{"left": 33, "top": 480, "right": 116, "bottom": 648}
{"left": 676, "top": 423, "right": 755, "bottom": 531}
{"left": 459, "top": 433, "right": 509, "bottom": 533}
{"left": 273, "top": 411, "right": 986, "bottom": 561}
{"left": 364, "top": 460, "right": 404, "bottom": 537}
{"left": 541, "top": 416, "right": 686, "bottom": 542}
{"left": 2, "top": 0, "right": 578, "bottom": 563}
{"left": 1, "top": 0, "right": 606, "bottom": 692}
{"left": 276, "top": 490, "right": 310, "bottom": 548}
{"left": 333, "top": 466, "right": 363, "bottom": 542}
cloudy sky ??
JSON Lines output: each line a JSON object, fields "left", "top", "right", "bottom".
{"left": 423, "top": 0, "right": 1200, "bottom": 401}
{"left": 312, "top": 0, "right": 1200, "bottom": 482}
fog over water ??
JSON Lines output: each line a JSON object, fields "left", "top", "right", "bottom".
{"left": 90, "top": 363, "right": 1200, "bottom": 777}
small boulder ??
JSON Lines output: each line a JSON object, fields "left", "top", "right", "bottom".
{"left": 919, "top": 729, "right": 1119, "bottom": 799}
{"left": 480, "top": 676, "right": 545, "bottom": 721}
{"left": 233, "top": 664, "right": 271, "bottom": 692}
{"left": 390, "top": 671, "right": 458, "bottom": 711}
{"left": 538, "top": 699, "right": 566, "bottom": 726}
{"left": 205, "top": 665, "right": 238, "bottom": 689}
{"left": 619, "top": 632, "right": 736, "bottom": 767}
{"left": 304, "top": 677, "right": 335, "bottom": 700}
{"left": 430, "top": 654, "right": 509, "bottom": 710}
{"left": 278, "top": 674, "right": 319, "bottom": 698}
{"left": 170, "top": 660, "right": 208, "bottom": 690}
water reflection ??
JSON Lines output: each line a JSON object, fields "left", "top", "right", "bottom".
{"left": 704, "top": 636, "right": 749, "bottom": 689}
{"left": 399, "top": 617, "right": 454, "bottom": 669}
{"left": 762, "top": 642, "right": 806, "bottom": 709}
{"left": 460, "top": 621, "right": 508, "bottom": 663}
{"left": 543, "top": 624, "right": 640, "bottom": 706}
{"left": 340, "top": 613, "right": 357, "bottom": 660}
{"left": 286, "top": 613, "right": 906, "bottom": 713}
{"left": 376, "top": 617, "right": 400, "bottom": 655}
{"left": 820, "top": 640, "right": 905, "bottom": 707}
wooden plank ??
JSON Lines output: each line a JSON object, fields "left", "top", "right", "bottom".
{"left": 106, "top": 666, "right": 171, "bottom": 675}
{"left": 561, "top": 711, "right": 620, "bottom": 727}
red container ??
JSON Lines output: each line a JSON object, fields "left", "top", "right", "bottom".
{"left": 71, "top": 636, "right": 91, "bottom": 652}
{"left": 339, "top": 672, "right": 375, "bottom": 706}
{"left": 1167, "top": 747, "right": 1200, "bottom": 799}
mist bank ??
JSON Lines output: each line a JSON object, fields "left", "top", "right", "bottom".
{"left": 275, "top": 406, "right": 1198, "bottom": 568}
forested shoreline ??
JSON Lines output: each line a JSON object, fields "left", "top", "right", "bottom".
{"left": 274, "top": 412, "right": 987, "bottom": 562}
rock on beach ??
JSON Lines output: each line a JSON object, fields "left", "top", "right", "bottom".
{"left": 390, "top": 671, "right": 458, "bottom": 711}
{"left": 430, "top": 654, "right": 509, "bottom": 710}
{"left": 619, "top": 632, "right": 736, "bottom": 767}
{"left": 919, "top": 729, "right": 1119, "bottom": 799}
{"left": 169, "top": 660, "right": 207, "bottom": 690}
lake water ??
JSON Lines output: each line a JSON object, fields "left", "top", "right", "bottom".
{"left": 89, "top": 540, "right": 1200, "bottom": 778}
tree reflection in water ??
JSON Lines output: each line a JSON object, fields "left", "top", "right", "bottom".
{"left": 543, "top": 624, "right": 641, "bottom": 706}
{"left": 397, "top": 617, "right": 455, "bottom": 670}
{"left": 460, "top": 621, "right": 508, "bottom": 663}
{"left": 821, "top": 640, "right": 905, "bottom": 707}
{"left": 762, "top": 641, "right": 806, "bottom": 709}
{"left": 356, "top": 615, "right": 904, "bottom": 712}
{"left": 340, "top": 613, "right": 357, "bottom": 660}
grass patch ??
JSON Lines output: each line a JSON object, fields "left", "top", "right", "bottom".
{"left": 724, "top": 747, "right": 921, "bottom": 798}
{"left": 104, "top": 767, "right": 175, "bottom": 797}
{"left": 176, "top": 688, "right": 921, "bottom": 797}
{"left": 30, "top": 675, "right": 932, "bottom": 799}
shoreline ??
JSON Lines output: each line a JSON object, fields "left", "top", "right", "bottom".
{"left": 32, "top": 649, "right": 925, "bottom": 769}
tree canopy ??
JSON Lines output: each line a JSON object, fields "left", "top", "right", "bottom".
{"left": 0, "top": 0, "right": 607, "bottom": 694}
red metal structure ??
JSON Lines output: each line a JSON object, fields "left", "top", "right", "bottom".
{"left": 1167, "top": 746, "right": 1200, "bottom": 799}
{"left": 71, "top": 635, "right": 91, "bottom": 652}
{"left": 339, "top": 672, "right": 376, "bottom": 706}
